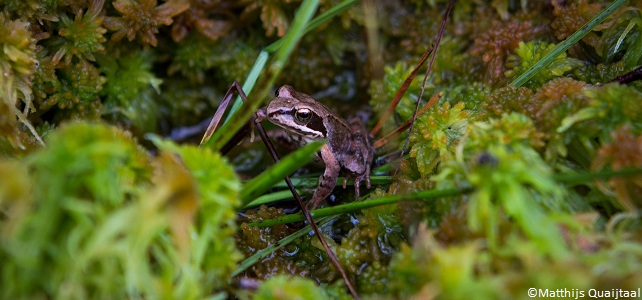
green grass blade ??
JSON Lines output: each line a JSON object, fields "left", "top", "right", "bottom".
{"left": 511, "top": 0, "right": 627, "bottom": 87}
{"left": 244, "top": 189, "right": 302, "bottom": 209}
{"left": 250, "top": 167, "right": 642, "bottom": 227}
{"left": 221, "top": 51, "right": 269, "bottom": 125}
{"left": 249, "top": 187, "right": 473, "bottom": 227}
{"left": 205, "top": 0, "right": 320, "bottom": 151}
{"left": 272, "top": 175, "right": 393, "bottom": 189}
{"left": 213, "top": 0, "right": 357, "bottom": 146}
{"left": 553, "top": 167, "right": 642, "bottom": 185}
{"left": 265, "top": 0, "right": 359, "bottom": 52}
{"left": 240, "top": 140, "right": 325, "bottom": 206}
{"left": 270, "top": 0, "right": 320, "bottom": 70}
{"left": 246, "top": 175, "right": 393, "bottom": 208}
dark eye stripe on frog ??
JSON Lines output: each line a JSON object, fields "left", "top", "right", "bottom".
{"left": 268, "top": 108, "right": 327, "bottom": 137}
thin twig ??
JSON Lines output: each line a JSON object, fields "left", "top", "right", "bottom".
{"left": 373, "top": 92, "right": 442, "bottom": 149}
{"left": 608, "top": 65, "right": 642, "bottom": 84}
{"left": 369, "top": 45, "right": 433, "bottom": 137}
{"left": 400, "top": 0, "right": 453, "bottom": 158}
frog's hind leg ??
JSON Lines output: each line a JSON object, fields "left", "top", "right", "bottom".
{"left": 309, "top": 145, "right": 340, "bottom": 209}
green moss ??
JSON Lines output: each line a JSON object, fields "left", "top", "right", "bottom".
{"left": 483, "top": 85, "right": 535, "bottom": 118}
{"left": 409, "top": 102, "right": 470, "bottom": 176}
{"left": 1, "top": 122, "right": 152, "bottom": 298}
{"left": 335, "top": 203, "right": 404, "bottom": 281}
{"left": 357, "top": 261, "right": 389, "bottom": 295}
{"left": 560, "top": 83, "right": 642, "bottom": 140}
{"left": 235, "top": 206, "right": 334, "bottom": 282}
{"left": 51, "top": 1, "right": 106, "bottom": 64}
{"left": 386, "top": 230, "right": 497, "bottom": 299}
{"left": 435, "top": 113, "right": 569, "bottom": 257}
{"left": 430, "top": 36, "right": 472, "bottom": 85}
{"left": 0, "top": 12, "right": 38, "bottom": 148}
{"left": 1, "top": 0, "right": 62, "bottom": 21}
{"left": 255, "top": 275, "right": 328, "bottom": 300}
{"left": 369, "top": 62, "right": 427, "bottom": 135}
{"left": 42, "top": 59, "right": 105, "bottom": 120}
{"left": 99, "top": 49, "right": 161, "bottom": 132}
{"left": 153, "top": 137, "right": 242, "bottom": 294}
{"left": 572, "top": 60, "right": 628, "bottom": 84}
{"left": 438, "top": 81, "right": 491, "bottom": 119}
{"left": 169, "top": 34, "right": 256, "bottom": 85}
{"left": 387, "top": 226, "right": 642, "bottom": 299}
{"left": 0, "top": 123, "right": 241, "bottom": 298}
{"left": 158, "top": 79, "right": 220, "bottom": 127}
{"left": 505, "top": 41, "right": 583, "bottom": 89}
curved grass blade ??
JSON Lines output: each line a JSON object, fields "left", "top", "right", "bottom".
{"left": 240, "top": 140, "right": 325, "bottom": 206}
{"left": 511, "top": 0, "right": 628, "bottom": 87}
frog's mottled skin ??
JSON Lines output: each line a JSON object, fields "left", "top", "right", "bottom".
{"left": 255, "top": 85, "right": 374, "bottom": 208}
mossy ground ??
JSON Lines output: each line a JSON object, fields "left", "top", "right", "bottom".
{"left": 1, "top": 0, "right": 642, "bottom": 299}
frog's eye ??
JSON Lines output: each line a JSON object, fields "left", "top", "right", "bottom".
{"left": 295, "top": 108, "right": 312, "bottom": 123}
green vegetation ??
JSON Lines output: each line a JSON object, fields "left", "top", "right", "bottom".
{"left": 1, "top": 0, "right": 642, "bottom": 298}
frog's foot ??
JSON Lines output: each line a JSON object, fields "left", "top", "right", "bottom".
{"left": 364, "top": 166, "right": 372, "bottom": 189}
{"left": 352, "top": 169, "right": 372, "bottom": 200}
{"left": 354, "top": 177, "right": 361, "bottom": 200}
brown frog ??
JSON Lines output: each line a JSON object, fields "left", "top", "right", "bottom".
{"left": 254, "top": 85, "right": 374, "bottom": 209}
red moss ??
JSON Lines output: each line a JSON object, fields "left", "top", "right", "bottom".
{"left": 240, "top": 1, "right": 292, "bottom": 37}
{"left": 469, "top": 20, "right": 548, "bottom": 85}
{"left": 592, "top": 125, "right": 642, "bottom": 211}
{"left": 170, "top": 0, "right": 233, "bottom": 42}
{"left": 435, "top": 205, "right": 476, "bottom": 245}
{"left": 551, "top": 1, "right": 603, "bottom": 42}
{"left": 104, "top": 0, "right": 189, "bottom": 47}
{"left": 534, "top": 78, "right": 590, "bottom": 138}
{"left": 483, "top": 85, "right": 536, "bottom": 118}
{"left": 551, "top": 1, "right": 604, "bottom": 59}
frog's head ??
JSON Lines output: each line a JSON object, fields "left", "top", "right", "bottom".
{"left": 265, "top": 85, "right": 327, "bottom": 139}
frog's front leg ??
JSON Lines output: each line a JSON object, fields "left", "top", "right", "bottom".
{"left": 309, "top": 144, "right": 340, "bottom": 209}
